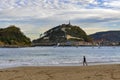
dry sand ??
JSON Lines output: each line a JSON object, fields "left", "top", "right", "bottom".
{"left": 0, "top": 64, "right": 120, "bottom": 80}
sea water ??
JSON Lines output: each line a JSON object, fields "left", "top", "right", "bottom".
{"left": 0, "top": 46, "right": 120, "bottom": 68}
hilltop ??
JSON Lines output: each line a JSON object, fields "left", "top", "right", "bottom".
{"left": 33, "top": 23, "right": 92, "bottom": 46}
{"left": 0, "top": 25, "right": 31, "bottom": 47}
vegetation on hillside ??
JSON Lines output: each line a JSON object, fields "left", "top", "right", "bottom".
{"left": 0, "top": 25, "right": 31, "bottom": 46}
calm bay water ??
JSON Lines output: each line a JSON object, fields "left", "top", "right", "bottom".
{"left": 0, "top": 46, "right": 120, "bottom": 68}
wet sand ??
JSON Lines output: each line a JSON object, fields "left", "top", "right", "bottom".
{"left": 0, "top": 64, "right": 120, "bottom": 80}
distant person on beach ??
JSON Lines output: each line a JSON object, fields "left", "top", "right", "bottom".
{"left": 83, "top": 56, "right": 87, "bottom": 66}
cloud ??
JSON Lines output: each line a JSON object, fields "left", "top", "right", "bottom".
{"left": 103, "top": 0, "right": 120, "bottom": 9}
{"left": 0, "top": 0, "right": 119, "bottom": 21}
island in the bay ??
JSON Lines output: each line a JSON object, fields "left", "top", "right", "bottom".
{"left": 0, "top": 22, "right": 120, "bottom": 47}
{"left": 32, "top": 22, "right": 92, "bottom": 46}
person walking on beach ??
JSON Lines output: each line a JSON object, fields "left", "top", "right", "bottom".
{"left": 83, "top": 56, "right": 87, "bottom": 66}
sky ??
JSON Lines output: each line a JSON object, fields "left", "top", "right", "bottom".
{"left": 0, "top": 0, "right": 120, "bottom": 40}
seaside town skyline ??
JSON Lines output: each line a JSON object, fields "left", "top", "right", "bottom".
{"left": 0, "top": 0, "right": 120, "bottom": 40}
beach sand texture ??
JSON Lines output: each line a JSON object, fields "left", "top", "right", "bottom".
{"left": 0, "top": 64, "right": 120, "bottom": 80}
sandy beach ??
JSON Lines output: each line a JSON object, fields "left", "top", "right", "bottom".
{"left": 0, "top": 64, "right": 120, "bottom": 80}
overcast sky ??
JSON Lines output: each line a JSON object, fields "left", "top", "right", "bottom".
{"left": 0, "top": 0, "right": 120, "bottom": 40}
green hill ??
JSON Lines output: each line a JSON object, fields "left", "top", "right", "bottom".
{"left": 0, "top": 25, "right": 31, "bottom": 46}
{"left": 33, "top": 23, "right": 92, "bottom": 44}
